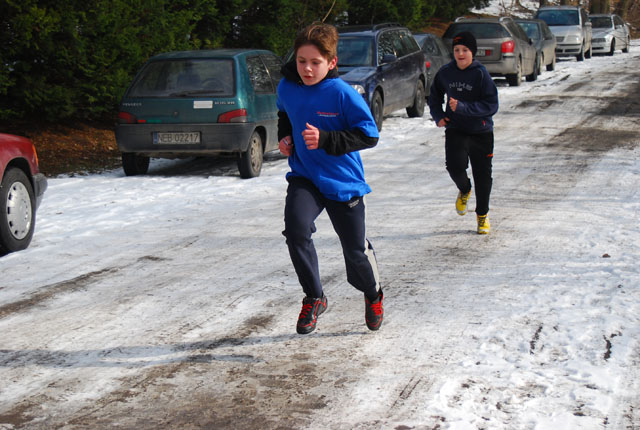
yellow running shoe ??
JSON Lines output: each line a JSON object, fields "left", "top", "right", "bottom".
{"left": 456, "top": 190, "right": 471, "bottom": 215}
{"left": 477, "top": 214, "right": 490, "bottom": 234}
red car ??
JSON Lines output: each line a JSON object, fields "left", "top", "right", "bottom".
{"left": 0, "top": 133, "right": 48, "bottom": 255}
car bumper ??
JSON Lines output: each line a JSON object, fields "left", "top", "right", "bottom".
{"left": 33, "top": 173, "right": 47, "bottom": 210}
{"left": 591, "top": 39, "right": 610, "bottom": 52}
{"left": 481, "top": 57, "right": 518, "bottom": 77}
{"left": 116, "top": 123, "right": 266, "bottom": 156}
{"left": 556, "top": 43, "right": 582, "bottom": 56}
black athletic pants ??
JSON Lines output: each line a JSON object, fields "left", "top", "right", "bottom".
{"left": 283, "top": 177, "right": 380, "bottom": 301}
{"left": 445, "top": 128, "right": 494, "bottom": 216}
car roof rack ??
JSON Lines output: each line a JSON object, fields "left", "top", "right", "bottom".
{"left": 455, "top": 16, "right": 512, "bottom": 22}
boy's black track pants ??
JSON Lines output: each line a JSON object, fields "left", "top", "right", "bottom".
{"left": 445, "top": 128, "right": 494, "bottom": 216}
{"left": 283, "top": 177, "right": 380, "bottom": 301}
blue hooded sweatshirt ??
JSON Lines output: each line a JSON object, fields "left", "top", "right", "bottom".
{"left": 277, "top": 64, "right": 379, "bottom": 202}
{"left": 428, "top": 59, "right": 499, "bottom": 133}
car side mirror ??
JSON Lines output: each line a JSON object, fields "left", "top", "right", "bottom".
{"left": 381, "top": 54, "right": 397, "bottom": 65}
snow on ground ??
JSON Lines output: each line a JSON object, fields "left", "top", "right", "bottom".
{"left": 472, "top": 0, "right": 541, "bottom": 18}
{"left": 1, "top": 44, "right": 639, "bottom": 430}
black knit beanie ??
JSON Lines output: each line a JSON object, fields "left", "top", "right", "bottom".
{"left": 452, "top": 31, "right": 477, "bottom": 57}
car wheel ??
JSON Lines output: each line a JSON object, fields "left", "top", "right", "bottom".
{"left": 506, "top": 58, "right": 522, "bottom": 87}
{"left": 0, "top": 167, "right": 36, "bottom": 254}
{"left": 576, "top": 45, "right": 585, "bottom": 61}
{"left": 526, "top": 54, "right": 539, "bottom": 82}
{"left": 546, "top": 53, "right": 556, "bottom": 71}
{"left": 237, "top": 130, "right": 263, "bottom": 178}
{"left": 406, "top": 80, "right": 425, "bottom": 118}
{"left": 622, "top": 38, "right": 630, "bottom": 53}
{"left": 371, "top": 91, "right": 384, "bottom": 131}
{"left": 608, "top": 40, "right": 615, "bottom": 56}
{"left": 122, "top": 152, "right": 150, "bottom": 176}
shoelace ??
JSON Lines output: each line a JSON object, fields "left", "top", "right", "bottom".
{"left": 478, "top": 216, "right": 488, "bottom": 227}
{"left": 299, "top": 302, "right": 314, "bottom": 319}
{"left": 461, "top": 192, "right": 470, "bottom": 204}
{"left": 368, "top": 301, "right": 383, "bottom": 316}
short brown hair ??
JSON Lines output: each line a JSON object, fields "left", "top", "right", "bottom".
{"left": 294, "top": 22, "right": 338, "bottom": 60}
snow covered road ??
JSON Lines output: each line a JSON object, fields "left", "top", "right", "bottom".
{"left": 1, "top": 45, "right": 639, "bottom": 429}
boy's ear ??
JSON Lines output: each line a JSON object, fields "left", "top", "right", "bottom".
{"left": 328, "top": 56, "right": 337, "bottom": 70}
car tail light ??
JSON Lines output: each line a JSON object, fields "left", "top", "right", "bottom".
{"left": 425, "top": 61, "right": 431, "bottom": 69}
{"left": 218, "top": 109, "right": 247, "bottom": 123}
{"left": 118, "top": 111, "right": 137, "bottom": 124}
{"left": 501, "top": 40, "right": 515, "bottom": 54}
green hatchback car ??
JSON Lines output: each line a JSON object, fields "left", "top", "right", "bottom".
{"left": 116, "top": 49, "right": 284, "bottom": 178}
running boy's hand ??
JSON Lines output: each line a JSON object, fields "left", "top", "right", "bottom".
{"left": 302, "top": 123, "right": 320, "bottom": 150}
{"left": 279, "top": 136, "right": 293, "bottom": 156}
{"left": 448, "top": 96, "right": 458, "bottom": 112}
{"left": 437, "top": 118, "right": 450, "bottom": 127}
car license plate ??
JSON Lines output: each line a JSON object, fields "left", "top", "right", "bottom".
{"left": 476, "top": 49, "right": 486, "bottom": 57}
{"left": 154, "top": 132, "right": 201, "bottom": 144}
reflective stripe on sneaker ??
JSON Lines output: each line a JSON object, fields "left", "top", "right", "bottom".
{"left": 296, "top": 295, "right": 327, "bottom": 335}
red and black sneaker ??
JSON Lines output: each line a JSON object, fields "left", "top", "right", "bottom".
{"left": 296, "top": 294, "right": 327, "bottom": 335}
{"left": 365, "top": 290, "right": 384, "bottom": 331}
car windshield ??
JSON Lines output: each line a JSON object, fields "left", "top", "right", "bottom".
{"left": 337, "top": 37, "right": 375, "bottom": 67}
{"left": 589, "top": 17, "right": 613, "bottom": 28}
{"left": 443, "top": 23, "right": 510, "bottom": 39}
{"left": 127, "top": 59, "right": 234, "bottom": 97}
{"left": 518, "top": 22, "right": 541, "bottom": 40}
{"left": 536, "top": 10, "right": 580, "bottom": 26}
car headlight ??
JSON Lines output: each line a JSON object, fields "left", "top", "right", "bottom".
{"left": 350, "top": 84, "right": 365, "bottom": 95}
{"left": 564, "top": 35, "right": 581, "bottom": 44}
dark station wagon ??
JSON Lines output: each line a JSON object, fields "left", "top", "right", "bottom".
{"left": 116, "top": 49, "right": 284, "bottom": 178}
{"left": 336, "top": 23, "right": 427, "bottom": 130}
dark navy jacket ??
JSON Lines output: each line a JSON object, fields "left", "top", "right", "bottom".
{"left": 428, "top": 59, "right": 499, "bottom": 134}
{"left": 277, "top": 61, "right": 379, "bottom": 202}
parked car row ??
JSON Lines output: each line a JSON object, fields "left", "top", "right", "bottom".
{"left": 113, "top": 14, "right": 631, "bottom": 183}
{"left": 428, "top": 8, "right": 630, "bottom": 88}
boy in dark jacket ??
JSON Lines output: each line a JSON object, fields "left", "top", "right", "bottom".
{"left": 428, "top": 31, "right": 499, "bottom": 234}
{"left": 277, "top": 23, "right": 383, "bottom": 334}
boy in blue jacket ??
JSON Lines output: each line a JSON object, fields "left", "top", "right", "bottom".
{"left": 428, "top": 32, "right": 499, "bottom": 234}
{"left": 277, "top": 23, "right": 383, "bottom": 334}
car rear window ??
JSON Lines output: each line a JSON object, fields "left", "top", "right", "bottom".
{"left": 337, "top": 37, "right": 375, "bottom": 67}
{"left": 127, "top": 59, "right": 234, "bottom": 98}
{"left": 444, "top": 23, "right": 510, "bottom": 39}
{"left": 536, "top": 10, "right": 580, "bottom": 26}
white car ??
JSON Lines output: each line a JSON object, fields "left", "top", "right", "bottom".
{"left": 535, "top": 6, "right": 593, "bottom": 61}
{"left": 589, "top": 14, "right": 631, "bottom": 56}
